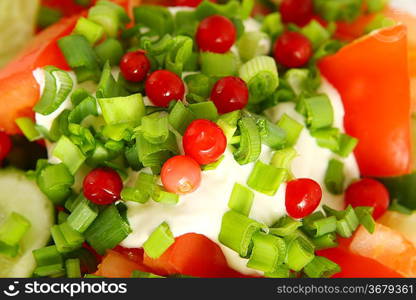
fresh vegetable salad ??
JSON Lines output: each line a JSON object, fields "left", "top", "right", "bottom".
{"left": 0, "top": 0, "right": 415, "bottom": 278}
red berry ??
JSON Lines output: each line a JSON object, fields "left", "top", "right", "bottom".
{"left": 83, "top": 167, "right": 123, "bottom": 205}
{"left": 210, "top": 76, "right": 249, "bottom": 114}
{"left": 145, "top": 70, "right": 185, "bottom": 107}
{"left": 345, "top": 178, "right": 390, "bottom": 219}
{"left": 196, "top": 15, "right": 236, "bottom": 53}
{"left": 161, "top": 155, "right": 201, "bottom": 194}
{"left": 274, "top": 31, "right": 312, "bottom": 68}
{"left": 183, "top": 119, "right": 227, "bottom": 165}
{"left": 120, "top": 51, "right": 151, "bottom": 82}
{"left": 280, "top": 0, "right": 314, "bottom": 27}
{"left": 0, "top": 131, "right": 12, "bottom": 162}
{"left": 285, "top": 178, "right": 322, "bottom": 219}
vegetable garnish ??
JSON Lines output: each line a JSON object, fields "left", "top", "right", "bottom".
{"left": 1, "top": 0, "right": 406, "bottom": 279}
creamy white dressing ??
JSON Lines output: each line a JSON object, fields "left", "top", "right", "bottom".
{"left": 390, "top": 0, "right": 416, "bottom": 16}
{"left": 33, "top": 7, "right": 360, "bottom": 276}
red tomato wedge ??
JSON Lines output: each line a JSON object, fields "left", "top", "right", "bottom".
{"left": 319, "top": 25, "right": 412, "bottom": 177}
{"left": 349, "top": 224, "right": 416, "bottom": 278}
{"left": 143, "top": 233, "right": 244, "bottom": 277}
{"left": 94, "top": 250, "right": 147, "bottom": 278}
{"left": 0, "top": 15, "right": 79, "bottom": 134}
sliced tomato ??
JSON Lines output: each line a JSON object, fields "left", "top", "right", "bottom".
{"left": 143, "top": 233, "right": 245, "bottom": 278}
{"left": 349, "top": 223, "right": 416, "bottom": 278}
{"left": 94, "top": 250, "right": 147, "bottom": 278}
{"left": 0, "top": 15, "right": 79, "bottom": 134}
{"left": 318, "top": 25, "right": 412, "bottom": 177}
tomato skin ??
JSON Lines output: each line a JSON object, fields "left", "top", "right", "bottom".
{"left": 83, "top": 167, "right": 123, "bottom": 205}
{"left": 210, "top": 76, "right": 249, "bottom": 114}
{"left": 280, "top": 0, "right": 313, "bottom": 27}
{"left": 94, "top": 250, "right": 146, "bottom": 278}
{"left": 183, "top": 119, "right": 227, "bottom": 165}
{"left": 318, "top": 25, "right": 412, "bottom": 177}
{"left": 145, "top": 70, "right": 185, "bottom": 107}
{"left": 345, "top": 178, "right": 389, "bottom": 219}
{"left": 285, "top": 178, "right": 322, "bottom": 219}
{"left": 120, "top": 51, "right": 151, "bottom": 82}
{"left": 161, "top": 155, "right": 201, "bottom": 194}
{"left": 274, "top": 31, "right": 312, "bottom": 68}
{"left": 0, "top": 131, "right": 12, "bottom": 162}
{"left": 196, "top": 15, "right": 236, "bottom": 54}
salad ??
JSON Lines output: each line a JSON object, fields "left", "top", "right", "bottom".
{"left": 0, "top": 0, "right": 415, "bottom": 278}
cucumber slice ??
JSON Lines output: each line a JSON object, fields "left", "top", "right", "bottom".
{"left": 0, "top": 168, "right": 54, "bottom": 277}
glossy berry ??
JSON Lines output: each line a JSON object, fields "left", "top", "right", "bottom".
{"left": 285, "top": 178, "right": 322, "bottom": 219}
{"left": 345, "top": 178, "right": 390, "bottom": 219}
{"left": 145, "top": 70, "right": 185, "bottom": 107}
{"left": 174, "top": 0, "right": 215, "bottom": 7}
{"left": 0, "top": 131, "right": 12, "bottom": 162}
{"left": 83, "top": 167, "right": 123, "bottom": 205}
{"left": 183, "top": 119, "right": 227, "bottom": 165}
{"left": 280, "top": 0, "right": 314, "bottom": 27}
{"left": 210, "top": 76, "right": 249, "bottom": 114}
{"left": 161, "top": 155, "right": 201, "bottom": 194}
{"left": 196, "top": 15, "right": 237, "bottom": 53}
{"left": 274, "top": 31, "right": 312, "bottom": 68}
{"left": 120, "top": 51, "right": 151, "bottom": 82}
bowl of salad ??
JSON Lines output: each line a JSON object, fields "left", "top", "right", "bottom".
{"left": 0, "top": 0, "right": 415, "bottom": 278}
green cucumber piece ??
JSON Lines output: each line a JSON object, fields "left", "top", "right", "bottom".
{"left": 0, "top": 168, "right": 54, "bottom": 277}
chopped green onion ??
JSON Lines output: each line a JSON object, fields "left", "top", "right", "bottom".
{"left": 95, "top": 38, "right": 124, "bottom": 66}
{"left": 165, "top": 35, "right": 193, "bottom": 76}
{"left": 136, "top": 131, "right": 178, "bottom": 171}
{"left": 304, "top": 256, "right": 340, "bottom": 278}
{"left": 96, "top": 0, "right": 130, "bottom": 24}
{"left": 200, "top": 51, "right": 239, "bottom": 77}
{"left": 73, "top": 17, "right": 104, "bottom": 45}
{"left": 49, "top": 109, "right": 71, "bottom": 142}
{"left": 271, "top": 147, "right": 297, "bottom": 170}
{"left": 16, "top": 117, "right": 42, "bottom": 141}
{"left": 313, "top": 0, "right": 362, "bottom": 22}
{"left": 256, "top": 117, "right": 286, "bottom": 150}
{"left": 67, "top": 197, "right": 98, "bottom": 233}
{"left": 124, "top": 144, "right": 142, "bottom": 171}
{"left": 140, "top": 112, "right": 169, "bottom": 144}
{"left": 354, "top": 206, "right": 376, "bottom": 234}
{"left": 33, "top": 246, "right": 63, "bottom": 267}
{"left": 184, "top": 73, "right": 214, "bottom": 103}
{"left": 324, "top": 158, "right": 345, "bottom": 195}
{"left": 34, "top": 264, "right": 65, "bottom": 277}
{"left": 233, "top": 117, "right": 261, "bottom": 165}
{"left": 260, "top": 12, "right": 284, "bottom": 40}
{"left": 131, "top": 270, "right": 165, "bottom": 278}
{"left": 300, "top": 20, "right": 330, "bottom": 49}
{"left": 174, "top": 10, "right": 198, "bottom": 37}
{"left": 143, "top": 222, "right": 174, "bottom": 259}
{"left": 85, "top": 204, "right": 132, "bottom": 255}
{"left": 168, "top": 101, "right": 196, "bottom": 134}
{"left": 37, "top": 163, "right": 74, "bottom": 204}
{"left": 75, "top": 0, "right": 93, "bottom": 6}
{"left": 68, "top": 124, "right": 96, "bottom": 155}
{"left": 218, "top": 210, "right": 266, "bottom": 258}
{"left": 323, "top": 205, "right": 359, "bottom": 238}
{"left": 153, "top": 186, "right": 180, "bottom": 205}
{"left": 301, "top": 94, "right": 334, "bottom": 130}
{"left": 247, "top": 161, "right": 287, "bottom": 196}
{"left": 216, "top": 110, "right": 241, "bottom": 142}
{"left": 34, "top": 67, "right": 73, "bottom": 115}
{"left": 241, "top": 0, "right": 254, "bottom": 19}
{"left": 195, "top": 0, "right": 241, "bottom": 20}
{"left": 264, "top": 264, "right": 291, "bottom": 278}
{"left": 311, "top": 127, "right": 340, "bottom": 152}
{"left": 270, "top": 216, "right": 302, "bottom": 237}
{"left": 58, "top": 211, "right": 69, "bottom": 224}
{"left": 52, "top": 135, "right": 86, "bottom": 174}
{"left": 311, "top": 232, "right": 338, "bottom": 250}
{"left": 0, "top": 212, "right": 30, "bottom": 257}
{"left": 51, "top": 222, "right": 84, "bottom": 253}
{"left": 202, "top": 155, "right": 224, "bottom": 171}
{"left": 58, "top": 34, "right": 101, "bottom": 82}
{"left": 188, "top": 102, "right": 219, "bottom": 121}
{"left": 88, "top": 3, "right": 119, "bottom": 37}
{"left": 133, "top": 5, "right": 174, "bottom": 37}
{"left": 96, "top": 61, "right": 128, "bottom": 98}
{"left": 66, "top": 258, "right": 81, "bottom": 278}
{"left": 284, "top": 68, "right": 309, "bottom": 95}
{"left": 237, "top": 31, "right": 270, "bottom": 62}
{"left": 336, "top": 133, "right": 358, "bottom": 157}
{"left": 247, "top": 232, "right": 286, "bottom": 272}
{"left": 285, "top": 235, "right": 315, "bottom": 272}
{"left": 277, "top": 114, "right": 303, "bottom": 146}
{"left": 102, "top": 123, "right": 132, "bottom": 142}
{"left": 68, "top": 96, "right": 98, "bottom": 124}
{"left": 239, "top": 56, "right": 279, "bottom": 104}
{"left": 303, "top": 213, "right": 337, "bottom": 238}
{"left": 98, "top": 93, "right": 145, "bottom": 125}
{"left": 366, "top": 0, "right": 388, "bottom": 13}
{"left": 37, "top": 6, "right": 62, "bottom": 29}
{"left": 228, "top": 183, "right": 254, "bottom": 216}
{"left": 121, "top": 172, "right": 156, "bottom": 203}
